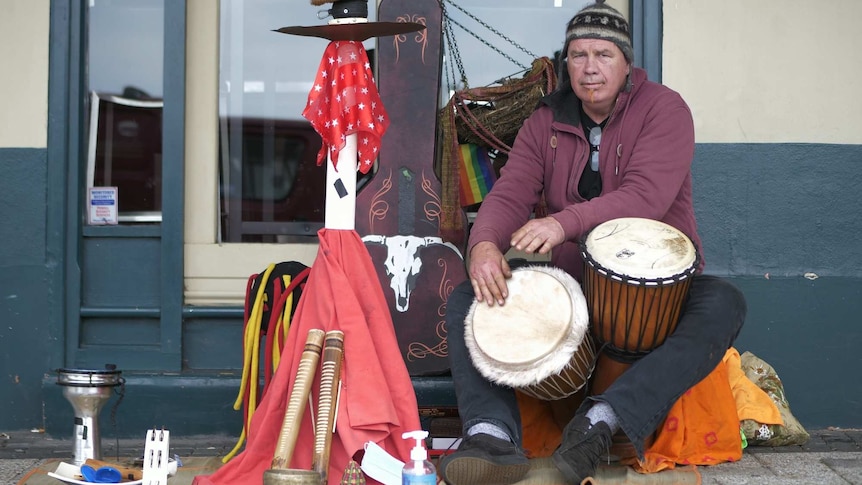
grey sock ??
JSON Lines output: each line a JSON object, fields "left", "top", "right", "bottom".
{"left": 467, "top": 422, "right": 512, "bottom": 442}
{"left": 585, "top": 401, "right": 621, "bottom": 434}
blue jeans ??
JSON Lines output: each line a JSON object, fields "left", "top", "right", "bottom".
{"left": 445, "top": 271, "right": 746, "bottom": 457}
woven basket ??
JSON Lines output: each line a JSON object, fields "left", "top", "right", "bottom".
{"left": 452, "top": 57, "right": 556, "bottom": 153}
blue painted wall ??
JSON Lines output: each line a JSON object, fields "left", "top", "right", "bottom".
{"left": 694, "top": 143, "right": 862, "bottom": 429}
{"left": 0, "top": 148, "right": 57, "bottom": 429}
{"left": 695, "top": 144, "right": 862, "bottom": 277}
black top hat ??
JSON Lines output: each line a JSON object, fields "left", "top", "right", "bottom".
{"left": 276, "top": 0, "right": 424, "bottom": 42}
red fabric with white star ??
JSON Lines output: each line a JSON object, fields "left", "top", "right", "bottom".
{"left": 303, "top": 41, "right": 388, "bottom": 174}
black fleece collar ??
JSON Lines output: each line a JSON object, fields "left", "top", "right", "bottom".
{"left": 540, "top": 87, "right": 583, "bottom": 128}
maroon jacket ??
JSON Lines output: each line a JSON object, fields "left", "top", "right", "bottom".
{"left": 467, "top": 67, "right": 704, "bottom": 281}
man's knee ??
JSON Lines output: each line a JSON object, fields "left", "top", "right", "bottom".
{"left": 445, "top": 280, "right": 475, "bottom": 332}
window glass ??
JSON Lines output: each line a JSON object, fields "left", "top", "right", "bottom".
{"left": 439, "top": 1, "right": 577, "bottom": 99}
{"left": 216, "top": 1, "right": 586, "bottom": 241}
{"left": 218, "top": 0, "right": 377, "bottom": 243}
{"left": 87, "top": 0, "right": 165, "bottom": 223}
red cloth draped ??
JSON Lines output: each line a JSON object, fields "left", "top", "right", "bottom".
{"left": 302, "top": 41, "right": 388, "bottom": 174}
{"left": 194, "top": 229, "right": 421, "bottom": 485}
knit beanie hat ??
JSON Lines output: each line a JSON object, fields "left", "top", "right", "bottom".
{"left": 564, "top": 0, "right": 633, "bottom": 63}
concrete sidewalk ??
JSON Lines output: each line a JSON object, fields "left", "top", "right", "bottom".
{"left": 2, "top": 428, "right": 861, "bottom": 484}
{"left": 699, "top": 427, "right": 862, "bottom": 484}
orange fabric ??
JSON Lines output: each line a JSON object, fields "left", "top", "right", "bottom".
{"left": 724, "top": 348, "right": 783, "bottom": 425}
{"left": 516, "top": 391, "right": 563, "bottom": 458}
{"left": 637, "top": 358, "right": 742, "bottom": 473}
{"left": 193, "top": 229, "right": 421, "bottom": 485}
{"left": 520, "top": 348, "right": 781, "bottom": 474}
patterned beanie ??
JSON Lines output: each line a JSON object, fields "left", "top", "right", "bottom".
{"left": 565, "top": 0, "right": 633, "bottom": 63}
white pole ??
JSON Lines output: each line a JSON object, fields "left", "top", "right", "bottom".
{"left": 324, "top": 133, "right": 358, "bottom": 230}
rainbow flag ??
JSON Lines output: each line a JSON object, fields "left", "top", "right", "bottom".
{"left": 458, "top": 143, "right": 497, "bottom": 206}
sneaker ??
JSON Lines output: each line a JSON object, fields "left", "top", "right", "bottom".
{"left": 439, "top": 433, "right": 530, "bottom": 485}
{"left": 551, "top": 415, "right": 613, "bottom": 483}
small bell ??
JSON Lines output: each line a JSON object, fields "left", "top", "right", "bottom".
{"left": 339, "top": 460, "right": 366, "bottom": 485}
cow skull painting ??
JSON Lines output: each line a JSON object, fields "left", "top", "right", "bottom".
{"left": 362, "top": 235, "right": 463, "bottom": 312}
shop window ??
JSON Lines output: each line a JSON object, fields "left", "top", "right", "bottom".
{"left": 217, "top": 0, "right": 378, "bottom": 243}
{"left": 87, "top": 92, "right": 163, "bottom": 222}
{"left": 214, "top": 1, "right": 593, "bottom": 241}
{"left": 85, "top": 0, "right": 165, "bottom": 224}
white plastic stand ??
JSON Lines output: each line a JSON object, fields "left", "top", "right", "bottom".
{"left": 142, "top": 428, "right": 171, "bottom": 484}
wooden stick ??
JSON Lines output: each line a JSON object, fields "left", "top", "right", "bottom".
{"left": 311, "top": 330, "right": 345, "bottom": 482}
{"left": 271, "top": 328, "right": 326, "bottom": 470}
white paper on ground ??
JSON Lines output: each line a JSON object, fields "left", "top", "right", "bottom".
{"left": 360, "top": 441, "right": 405, "bottom": 485}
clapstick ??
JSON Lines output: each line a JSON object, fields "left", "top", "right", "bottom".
{"left": 270, "top": 328, "right": 326, "bottom": 470}
{"left": 311, "top": 330, "right": 345, "bottom": 482}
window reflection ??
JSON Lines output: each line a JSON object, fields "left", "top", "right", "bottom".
{"left": 87, "top": 0, "right": 164, "bottom": 223}
{"left": 218, "top": 0, "right": 377, "bottom": 242}
{"left": 88, "top": 92, "right": 163, "bottom": 221}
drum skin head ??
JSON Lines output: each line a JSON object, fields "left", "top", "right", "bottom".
{"left": 464, "top": 266, "right": 590, "bottom": 389}
{"left": 584, "top": 217, "right": 696, "bottom": 281}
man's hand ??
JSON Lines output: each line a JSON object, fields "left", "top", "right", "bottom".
{"left": 510, "top": 217, "right": 565, "bottom": 254}
{"left": 468, "top": 241, "right": 512, "bottom": 306}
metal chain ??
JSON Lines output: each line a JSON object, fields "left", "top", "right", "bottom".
{"left": 445, "top": 15, "right": 527, "bottom": 71}
{"left": 443, "top": 0, "right": 539, "bottom": 64}
{"left": 439, "top": 0, "right": 468, "bottom": 90}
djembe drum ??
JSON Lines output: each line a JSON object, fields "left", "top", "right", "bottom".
{"left": 580, "top": 217, "right": 699, "bottom": 460}
{"left": 465, "top": 265, "right": 596, "bottom": 401}
{"left": 580, "top": 217, "right": 699, "bottom": 361}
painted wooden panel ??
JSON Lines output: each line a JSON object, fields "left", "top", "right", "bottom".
{"left": 356, "top": 0, "right": 467, "bottom": 376}
{"left": 81, "top": 238, "right": 161, "bottom": 307}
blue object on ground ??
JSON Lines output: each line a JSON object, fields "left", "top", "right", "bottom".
{"left": 79, "top": 464, "right": 122, "bottom": 483}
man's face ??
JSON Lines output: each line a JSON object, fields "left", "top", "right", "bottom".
{"left": 566, "top": 38, "right": 630, "bottom": 117}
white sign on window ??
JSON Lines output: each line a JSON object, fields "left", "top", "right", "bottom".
{"left": 88, "top": 187, "right": 119, "bottom": 225}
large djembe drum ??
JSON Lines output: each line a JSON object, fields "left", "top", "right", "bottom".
{"left": 580, "top": 217, "right": 699, "bottom": 362}
{"left": 580, "top": 217, "right": 699, "bottom": 460}
{"left": 464, "top": 265, "right": 597, "bottom": 401}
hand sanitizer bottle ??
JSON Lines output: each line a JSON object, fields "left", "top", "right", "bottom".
{"left": 401, "top": 430, "right": 436, "bottom": 484}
